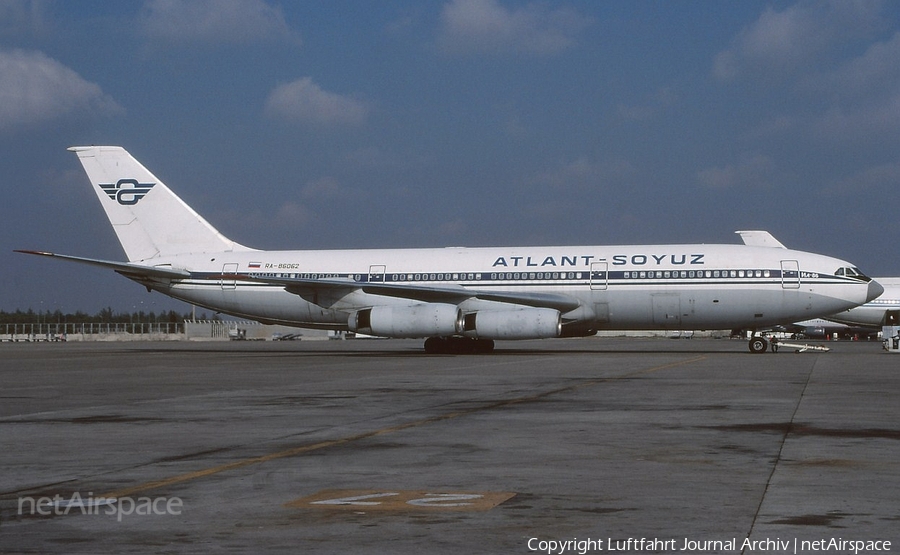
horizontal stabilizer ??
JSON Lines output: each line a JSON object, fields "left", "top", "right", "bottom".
{"left": 15, "top": 250, "right": 190, "bottom": 279}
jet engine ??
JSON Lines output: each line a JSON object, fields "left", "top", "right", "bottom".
{"left": 462, "top": 308, "right": 561, "bottom": 340}
{"left": 349, "top": 303, "right": 463, "bottom": 338}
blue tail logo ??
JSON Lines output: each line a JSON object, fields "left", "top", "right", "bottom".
{"left": 99, "top": 179, "right": 156, "bottom": 205}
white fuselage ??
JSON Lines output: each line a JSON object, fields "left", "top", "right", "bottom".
{"left": 133, "top": 243, "right": 878, "bottom": 333}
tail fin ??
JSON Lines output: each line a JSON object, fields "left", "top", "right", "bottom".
{"left": 69, "top": 146, "right": 253, "bottom": 261}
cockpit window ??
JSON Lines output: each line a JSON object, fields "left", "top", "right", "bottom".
{"left": 835, "top": 266, "right": 872, "bottom": 282}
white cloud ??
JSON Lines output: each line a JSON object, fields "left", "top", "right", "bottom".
{"left": 800, "top": 32, "right": 900, "bottom": 141}
{"left": 841, "top": 162, "right": 900, "bottom": 192}
{"left": 697, "top": 153, "right": 775, "bottom": 190}
{"left": 808, "top": 31, "right": 900, "bottom": 101}
{"left": 140, "top": 0, "right": 298, "bottom": 45}
{"left": 535, "top": 156, "right": 635, "bottom": 190}
{"left": 0, "top": 0, "right": 51, "bottom": 37}
{"left": 616, "top": 87, "right": 677, "bottom": 122}
{"left": 812, "top": 95, "right": 900, "bottom": 141}
{"left": 273, "top": 200, "right": 316, "bottom": 227}
{"left": 301, "top": 176, "right": 365, "bottom": 201}
{"left": 713, "top": 3, "right": 899, "bottom": 149}
{"left": 0, "top": 49, "right": 122, "bottom": 130}
{"left": 264, "top": 77, "right": 368, "bottom": 126}
{"left": 713, "top": 4, "right": 822, "bottom": 80}
{"left": 713, "top": 1, "right": 883, "bottom": 82}
{"left": 437, "top": 0, "right": 589, "bottom": 56}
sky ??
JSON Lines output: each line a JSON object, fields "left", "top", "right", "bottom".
{"left": 2, "top": 0, "right": 900, "bottom": 315}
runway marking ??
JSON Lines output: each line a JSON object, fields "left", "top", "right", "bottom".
{"left": 100, "top": 355, "right": 706, "bottom": 501}
{"left": 285, "top": 489, "right": 516, "bottom": 511}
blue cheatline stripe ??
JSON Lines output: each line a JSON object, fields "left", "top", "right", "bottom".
{"left": 194, "top": 268, "right": 791, "bottom": 281}
{"left": 169, "top": 268, "right": 860, "bottom": 289}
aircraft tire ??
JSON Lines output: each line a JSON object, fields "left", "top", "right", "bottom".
{"left": 423, "top": 337, "right": 495, "bottom": 354}
{"left": 424, "top": 337, "right": 447, "bottom": 354}
{"left": 748, "top": 336, "right": 768, "bottom": 353}
{"left": 474, "top": 339, "right": 495, "bottom": 353}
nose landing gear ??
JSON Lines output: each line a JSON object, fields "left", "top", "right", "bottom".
{"left": 748, "top": 336, "right": 768, "bottom": 353}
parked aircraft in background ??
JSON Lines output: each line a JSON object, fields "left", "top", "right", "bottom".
{"left": 779, "top": 319, "right": 879, "bottom": 341}
{"left": 824, "top": 277, "right": 900, "bottom": 329}
{"left": 17, "top": 147, "right": 882, "bottom": 353}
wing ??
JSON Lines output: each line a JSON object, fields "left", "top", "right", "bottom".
{"left": 229, "top": 273, "right": 582, "bottom": 313}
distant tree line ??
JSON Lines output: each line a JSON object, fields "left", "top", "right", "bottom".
{"left": 0, "top": 308, "right": 219, "bottom": 324}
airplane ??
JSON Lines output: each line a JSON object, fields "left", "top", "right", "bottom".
{"left": 16, "top": 146, "right": 883, "bottom": 354}
{"left": 774, "top": 318, "right": 879, "bottom": 341}
{"left": 824, "top": 277, "right": 900, "bottom": 329}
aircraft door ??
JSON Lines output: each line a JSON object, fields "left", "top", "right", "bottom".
{"left": 590, "top": 261, "right": 608, "bottom": 290}
{"left": 652, "top": 293, "right": 681, "bottom": 327}
{"left": 781, "top": 260, "right": 800, "bottom": 289}
{"left": 369, "top": 265, "right": 386, "bottom": 284}
{"left": 221, "top": 263, "right": 238, "bottom": 290}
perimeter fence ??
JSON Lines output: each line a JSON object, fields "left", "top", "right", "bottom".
{"left": 0, "top": 322, "right": 183, "bottom": 341}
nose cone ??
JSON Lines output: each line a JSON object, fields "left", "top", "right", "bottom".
{"left": 867, "top": 279, "right": 885, "bottom": 302}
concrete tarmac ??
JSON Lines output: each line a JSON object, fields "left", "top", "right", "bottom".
{"left": 0, "top": 338, "right": 898, "bottom": 554}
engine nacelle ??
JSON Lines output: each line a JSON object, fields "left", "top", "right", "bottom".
{"left": 462, "top": 308, "right": 561, "bottom": 340}
{"left": 348, "top": 304, "right": 463, "bottom": 338}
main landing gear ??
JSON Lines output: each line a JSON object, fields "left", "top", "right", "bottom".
{"left": 748, "top": 336, "right": 768, "bottom": 353}
{"left": 424, "top": 337, "right": 495, "bottom": 354}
